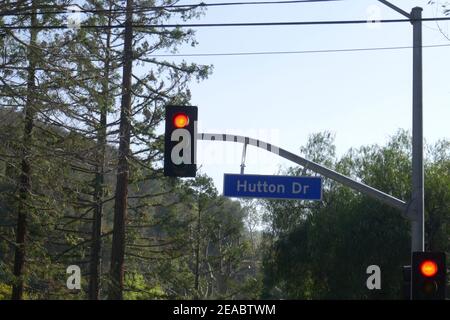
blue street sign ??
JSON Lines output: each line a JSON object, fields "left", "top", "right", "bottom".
{"left": 223, "top": 174, "right": 322, "bottom": 200}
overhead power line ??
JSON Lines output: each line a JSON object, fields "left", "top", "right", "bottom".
{"left": 2, "top": 16, "right": 450, "bottom": 30}
{"left": 0, "top": 0, "right": 343, "bottom": 17}
{"left": 148, "top": 43, "right": 450, "bottom": 57}
{"left": 4, "top": 43, "right": 448, "bottom": 60}
{"left": 182, "top": 0, "right": 343, "bottom": 7}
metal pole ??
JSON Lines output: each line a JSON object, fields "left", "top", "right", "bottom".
{"left": 240, "top": 142, "right": 248, "bottom": 175}
{"left": 410, "top": 7, "right": 424, "bottom": 253}
{"left": 376, "top": 2, "right": 424, "bottom": 299}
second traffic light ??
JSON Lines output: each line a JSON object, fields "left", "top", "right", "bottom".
{"left": 411, "top": 251, "right": 446, "bottom": 300}
{"left": 164, "top": 105, "right": 198, "bottom": 177}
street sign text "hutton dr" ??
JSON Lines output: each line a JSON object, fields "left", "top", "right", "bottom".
{"left": 223, "top": 174, "right": 322, "bottom": 200}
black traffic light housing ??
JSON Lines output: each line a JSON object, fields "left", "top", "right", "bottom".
{"left": 164, "top": 105, "right": 197, "bottom": 177}
{"left": 411, "top": 251, "right": 446, "bottom": 300}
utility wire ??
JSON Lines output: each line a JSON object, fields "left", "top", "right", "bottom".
{"left": 2, "top": 17, "right": 450, "bottom": 30}
{"left": 180, "top": 0, "right": 342, "bottom": 7}
{"left": 0, "top": 0, "right": 343, "bottom": 17}
{"left": 147, "top": 43, "right": 450, "bottom": 57}
{"left": 4, "top": 43, "right": 448, "bottom": 60}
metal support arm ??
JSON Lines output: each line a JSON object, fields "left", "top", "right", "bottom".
{"left": 377, "top": 0, "right": 411, "bottom": 18}
{"left": 198, "top": 133, "right": 407, "bottom": 214}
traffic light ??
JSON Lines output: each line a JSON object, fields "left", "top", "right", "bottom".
{"left": 164, "top": 105, "right": 197, "bottom": 177}
{"left": 411, "top": 251, "right": 446, "bottom": 300}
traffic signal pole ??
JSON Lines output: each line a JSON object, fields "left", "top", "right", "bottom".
{"left": 378, "top": 2, "right": 425, "bottom": 255}
{"left": 411, "top": 7, "right": 424, "bottom": 253}
{"left": 377, "top": 1, "right": 425, "bottom": 300}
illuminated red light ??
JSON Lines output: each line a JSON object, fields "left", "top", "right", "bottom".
{"left": 420, "top": 260, "right": 438, "bottom": 277}
{"left": 173, "top": 113, "right": 189, "bottom": 128}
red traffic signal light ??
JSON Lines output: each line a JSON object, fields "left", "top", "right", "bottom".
{"left": 420, "top": 260, "right": 438, "bottom": 278}
{"left": 173, "top": 113, "right": 189, "bottom": 128}
{"left": 412, "top": 252, "right": 446, "bottom": 300}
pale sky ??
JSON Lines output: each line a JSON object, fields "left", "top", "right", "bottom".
{"left": 162, "top": 0, "right": 450, "bottom": 190}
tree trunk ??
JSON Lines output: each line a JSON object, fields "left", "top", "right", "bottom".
{"left": 108, "top": 0, "right": 133, "bottom": 300}
{"left": 88, "top": 91, "right": 107, "bottom": 300}
{"left": 88, "top": 4, "right": 113, "bottom": 301}
{"left": 11, "top": 2, "right": 38, "bottom": 300}
{"left": 194, "top": 204, "right": 201, "bottom": 299}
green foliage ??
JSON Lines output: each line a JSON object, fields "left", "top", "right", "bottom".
{"left": 0, "top": 0, "right": 216, "bottom": 300}
{"left": 0, "top": 283, "right": 12, "bottom": 300}
{"left": 262, "top": 130, "right": 449, "bottom": 299}
{"left": 124, "top": 272, "right": 165, "bottom": 300}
